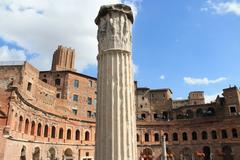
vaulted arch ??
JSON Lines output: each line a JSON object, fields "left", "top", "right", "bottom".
{"left": 75, "top": 129, "right": 80, "bottom": 140}
{"left": 37, "top": 123, "right": 42, "bottom": 136}
{"left": 44, "top": 125, "right": 48, "bottom": 137}
{"left": 24, "top": 119, "right": 29, "bottom": 134}
{"left": 51, "top": 126, "right": 56, "bottom": 138}
{"left": 30, "top": 121, "right": 35, "bottom": 135}
{"left": 18, "top": 116, "right": 23, "bottom": 132}
{"left": 85, "top": 131, "right": 90, "bottom": 141}
{"left": 67, "top": 129, "right": 71, "bottom": 140}
{"left": 59, "top": 128, "right": 64, "bottom": 139}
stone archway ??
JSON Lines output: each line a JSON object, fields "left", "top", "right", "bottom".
{"left": 181, "top": 147, "right": 192, "bottom": 160}
{"left": 64, "top": 148, "right": 73, "bottom": 160}
{"left": 203, "top": 146, "right": 210, "bottom": 160}
{"left": 20, "top": 146, "right": 26, "bottom": 160}
{"left": 140, "top": 148, "right": 153, "bottom": 160}
{"left": 48, "top": 147, "right": 57, "bottom": 160}
{"left": 222, "top": 145, "right": 233, "bottom": 160}
{"left": 32, "top": 147, "right": 40, "bottom": 160}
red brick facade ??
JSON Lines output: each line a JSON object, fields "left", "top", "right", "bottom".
{"left": 0, "top": 48, "right": 239, "bottom": 160}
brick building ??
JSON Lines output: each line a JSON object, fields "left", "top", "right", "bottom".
{"left": 0, "top": 46, "right": 240, "bottom": 160}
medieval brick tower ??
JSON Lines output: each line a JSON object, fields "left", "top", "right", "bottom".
{"left": 51, "top": 45, "right": 76, "bottom": 71}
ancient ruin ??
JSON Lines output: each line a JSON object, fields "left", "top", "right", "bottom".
{"left": 95, "top": 4, "right": 136, "bottom": 160}
{"left": 0, "top": 3, "right": 239, "bottom": 160}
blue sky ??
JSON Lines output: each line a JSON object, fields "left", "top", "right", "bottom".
{"left": 0, "top": 0, "right": 240, "bottom": 101}
{"left": 131, "top": 0, "right": 240, "bottom": 100}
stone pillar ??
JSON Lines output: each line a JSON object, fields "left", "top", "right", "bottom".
{"left": 95, "top": 4, "right": 136, "bottom": 160}
{"left": 161, "top": 136, "right": 167, "bottom": 160}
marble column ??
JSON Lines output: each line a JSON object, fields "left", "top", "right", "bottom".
{"left": 95, "top": 4, "right": 137, "bottom": 160}
{"left": 161, "top": 135, "right": 167, "bottom": 160}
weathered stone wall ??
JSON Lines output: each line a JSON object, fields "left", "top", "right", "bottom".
{"left": 3, "top": 139, "right": 95, "bottom": 160}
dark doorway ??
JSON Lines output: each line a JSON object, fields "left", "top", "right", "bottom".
{"left": 203, "top": 146, "right": 210, "bottom": 160}
{"left": 20, "top": 146, "right": 26, "bottom": 160}
{"left": 182, "top": 147, "right": 192, "bottom": 160}
{"left": 142, "top": 148, "right": 153, "bottom": 160}
{"left": 222, "top": 145, "right": 234, "bottom": 160}
{"left": 32, "top": 147, "right": 40, "bottom": 160}
{"left": 48, "top": 148, "right": 56, "bottom": 160}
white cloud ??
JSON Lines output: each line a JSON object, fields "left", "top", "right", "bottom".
{"left": 205, "top": 92, "right": 222, "bottom": 103}
{"left": 160, "top": 75, "right": 165, "bottom": 80}
{"left": 184, "top": 77, "right": 227, "bottom": 85}
{"left": 0, "top": 45, "right": 26, "bottom": 61}
{"left": 203, "top": 0, "right": 240, "bottom": 16}
{"left": 0, "top": 0, "right": 141, "bottom": 72}
{"left": 132, "top": 63, "right": 139, "bottom": 76}
{"left": 176, "top": 97, "right": 183, "bottom": 100}
{"left": 123, "top": 0, "right": 142, "bottom": 17}
{"left": 200, "top": 7, "right": 209, "bottom": 12}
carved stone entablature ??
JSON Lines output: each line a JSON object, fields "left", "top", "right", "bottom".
{"left": 95, "top": 4, "right": 133, "bottom": 52}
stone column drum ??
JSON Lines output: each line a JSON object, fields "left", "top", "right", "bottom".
{"left": 95, "top": 4, "right": 137, "bottom": 160}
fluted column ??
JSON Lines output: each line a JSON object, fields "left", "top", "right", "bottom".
{"left": 95, "top": 4, "right": 137, "bottom": 160}
{"left": 161, "top": 135, "right": 167, "bottom": 160}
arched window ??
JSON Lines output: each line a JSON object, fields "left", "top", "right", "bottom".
{"left": 211, "top": 130, "right": 217, "bottom": 139}
{"left": 55, "top": 79, "right": 61, "bottom": 85}
{"left": 67, "top": 129, "right": 71, "bottom": 140}
{"left": 51, "top": 126, "right": 56, "bottom": 138}
{"left": 85, "top": 131, "right": 90, "bottom": 141}
{"left": 154, "top": 133, "right": 159, "bottom": 142}
{"left": 145, "top": 133, "right": 149, "bottom": 142}
{"left": 221, "top": 129, "right": 228, "bottom": 139}
{"left": 232, "top": 128, "right": 238, "bottom": 138}
{"left": 207, "top": 107, "right": 215, "bottom": 116}
{"left": 59, "top": 128, "right": 63, "bottom": 139}
{"left": 24, "top": 119, "right": 29, "bottom": 134}
{"left": 183, "top": 132, "right": 188, "bottom": 141}
{"left": 176, "top": 111, "right": 184, "bottom": 119}
{"left": 30, "top": 121, "right": 35, "bottom": 135}
{"left": 141, "top": 114, "right": 146, "bottom": 119}
{"left": 137, "top": 134, "right": 139, "bottom": 142}
{"left": 186, "top": 110, "right": 194, "bottom": 118}
{"left": 75, "top": 130, "right": 80, "bottom": 140}
{"left": 18, "top": 116, "right": 23, "bottom": 132}
{"left": 42, "top": 79, "right": 47, "bottom": 83}
{"left": 202, "top": 131, "right": 208, "bottom": 140}
{"left": 162, "top": 111, "right": 168, "bottom": 120}
{"left": 44, "top": 125, "right": 48, "bottom": 137}
{"left": 196, "top": 108, "right": 203, "bottom": 117}
{"left": 192, "top": 131, "right": 197, "bottom": 140}
{"left": 173, "top": 133, "right": 178, "bottom": 141}
{"left": 37, "top": 123, "right": 42, "bottom": 136}
{"left": 164, "top": 133, "right": 168, "bottom": 141}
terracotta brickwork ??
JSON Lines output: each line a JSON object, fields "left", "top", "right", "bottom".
{"left": 51, "top": 45, "right": 76, "bottom": 72}
{"left": 0, "top": 60, "right": 96, "bottom": 160}
{"left": 0, "top": 47, "right": 240, "bottom": 160}
{"left": 136, "top": 86, "right": 240, "bottom": 160}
